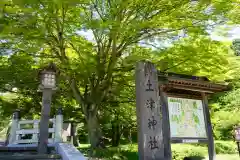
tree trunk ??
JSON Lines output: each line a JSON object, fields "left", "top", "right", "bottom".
{"left": 111, "top": 122, "right": 120, "bottom": 147}
{"left": 128, "top": 128, "right": 132, "bottom": 144}
{"left": 86, "top": 111, "right": 103, "bottom": 149}
{"left": 72, "top": 135, "right": 79, "bottom": 147}
{"left": 70, "top": 80, "right": 104, "bottom": 148}
{"left": 71, "top": 123, "right": 79, "bottom": 147}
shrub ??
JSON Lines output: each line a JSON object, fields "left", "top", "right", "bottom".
{"left": 79, "top": 141, "right": 237, "bottom": 160}
{"left": 215, "top": 141, "right": 237, "bottom": 154}
{"left": 172, "top": 144, "right": 207, "bottom": 160}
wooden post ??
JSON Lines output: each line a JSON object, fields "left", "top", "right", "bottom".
{"left": 201, "top": 92, "right": 216, "bottom": 160}
{"left": 135, "top": 61, "right": 164, "bottom": 160}
{"left": 8, "top": 110, "right": 20, "bottom": 145}
{"left": 55, "top": 108, "right": 63, "bottom": 143}
{"left": 234, "top": 126, "right": 240, "bottom": 157}
{"left": 159, "top": 73, "right": 172, "bottom": 160}
{"left": 237, "top": 142, "right": 240, "bottom": 157}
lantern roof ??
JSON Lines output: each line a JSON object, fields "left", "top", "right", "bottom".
{"left": 41, "top": 62, "right": 58, "bottom": 73}
{"left": 38, "top": 62, "right": 59, "bottom": 79}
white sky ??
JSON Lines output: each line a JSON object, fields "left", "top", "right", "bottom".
{"left": 76, "top": 25, "right": 240, "bottom": 48}
{"left": 210, "top": 25, "right": 240, "bottom": 41}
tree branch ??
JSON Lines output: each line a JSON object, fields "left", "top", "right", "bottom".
{"left": 92, "top": 0, "right": 105, "bottom": 21}
{"left": 163, "top": 58, "right": 191, "bottom": 71}
{"left": 69, "top": 78, "right": 84, "bottom": 106}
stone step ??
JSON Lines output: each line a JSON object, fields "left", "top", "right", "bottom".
{"left": 0, "top": 146, "right": 55, "bottom": 151}
{"left": 0, "top": 146, "right": 56, "bottom": 154}
{"left": 0, "top": 146, "right": 61, "bottom": 160}
{"left": 0, "top": 154, "right": 61, "bottom": 160}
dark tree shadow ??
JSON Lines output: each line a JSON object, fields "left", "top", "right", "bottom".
{"left": 183, "top": 156, "right": 205, "bottom": 160}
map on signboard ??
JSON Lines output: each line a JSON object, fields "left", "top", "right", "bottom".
{"left": 168, "top": 97, "right": 207, "bottom": 138}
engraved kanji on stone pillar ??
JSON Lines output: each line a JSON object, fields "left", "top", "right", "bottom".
{"left": 135, "top": 61, "right": 164, "bottom": 160}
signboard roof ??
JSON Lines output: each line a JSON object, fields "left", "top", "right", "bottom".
{"left": 158, "top": 72, "right": 229, "bottom": 94}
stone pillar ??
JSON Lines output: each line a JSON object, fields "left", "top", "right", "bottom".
{"left": 135, "top": 61, "right": 164, "bottom": 160}
{"left": 32, "top": 121, "right": 39, "bottom": 142}
{"left": 55, "top": 108, "right": 63, "bottom": 143}
{"left": 8, "top": 110, "right": 20, "bottom": 145}
{"left": 38, "top": 88, "right": 53, "bottom": 154}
